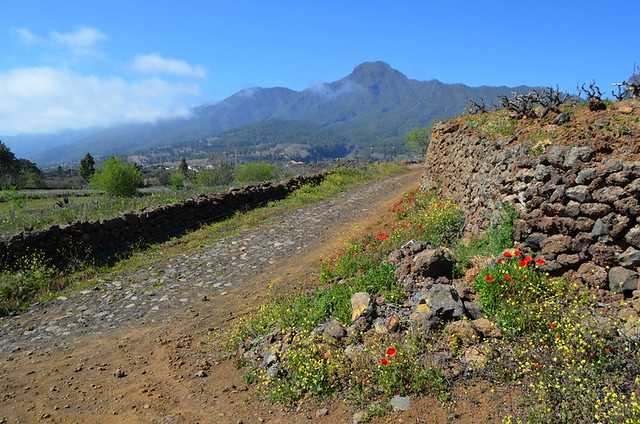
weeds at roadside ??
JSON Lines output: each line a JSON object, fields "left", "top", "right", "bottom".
{"left": 217, "top": 180, "right": 640, "bottom": 423}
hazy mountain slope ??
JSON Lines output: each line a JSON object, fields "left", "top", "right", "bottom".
{"left": 130, "top": 119, "right": 349, "bottom": 164}
{"left": 28, "top": 61, "right": 533, "bottom": 166}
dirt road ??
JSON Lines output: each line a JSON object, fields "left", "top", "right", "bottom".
{"left": 0, "top": 167, "right": 423, "bottom": 424}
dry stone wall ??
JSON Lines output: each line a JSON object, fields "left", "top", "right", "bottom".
{"left": 0, "top": 174, "right": 325, "bottom": 267}
{"left": 423, "top": 120, "right": 640, "bottom": 297}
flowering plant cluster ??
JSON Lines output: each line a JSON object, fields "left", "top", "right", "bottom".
{"left": 474, "top": 249, "right": 554, "bottom": 335}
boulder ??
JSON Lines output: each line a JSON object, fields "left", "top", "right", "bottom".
{"left": 412, "top": 284, "right": 467, "bottom": 322}
{"left": 446, "top": 320, "right": 480, "bottom": 347}
{"left": 546, "top": 146, "right": 569, "bottom": 167}
{"left": 565, "top": 185, "right": 591, "bottom": 203}
{"left": 344, "top": 344, "right": 365, "bottom": 361}
{"left": 413, "top": 248, "right": 453, "bottom": 278}
{"left": 350, "top": 292, "right": 371, "bottom": 321}
{"left": 389, "top": 395, "right": 412, "bottom": 411}
{"left": 322, "top": 319, "right": 346, "bottom": 341}
{"left": 619, "top": 247, "right": 640, "bottom": 268}
{"left": 540, "top": 234, "right": 573, "bottom": 256}
{"left": 564, "top": 146, "right": 594, "bottom": 168}
{"left": 626, "top": 226, "right": 640, "bottom": 249}
{"left": 608, "top": 267, "right": 639, "bottom": 296}
{"left": 575, "top": 168, "right": 597, "bottom": 185}
{"left": 580, "top": 203, "right": 612, "bottom": 218}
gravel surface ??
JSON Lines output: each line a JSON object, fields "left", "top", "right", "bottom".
{"left": 0, "top": 170, "right": 417, "bottom": 355}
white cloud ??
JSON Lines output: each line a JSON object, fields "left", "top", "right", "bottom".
{"left": 131, "top": 54, "right": 207, "bottom": 78}
{"left": 10, "top": 28, "right": 42, "bottom": 45}
{"left": 50, "top": 26, "right": 106, "bottom": 50}
{"left": 10, "top": 26, "right": 106, "bottom": 61}
{"left": 0, "top": 67, "right": 201, "bottom": 134}
{"left": 307, "top": 80, "right": 361, "bottom": 98}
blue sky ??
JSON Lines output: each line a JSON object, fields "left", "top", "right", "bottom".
{"left": 1, "top": 0, "right": 638, "bottom": 135}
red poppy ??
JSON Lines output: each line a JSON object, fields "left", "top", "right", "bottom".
{"left": 338, "top": 253, "right": 342, "bottom": 257}
{"left": 514, "top": 250, "right": 522, "bottom": 256}
{"left": 549, "top": 322, "right": 556, "bottom": 329}
{"left": 504, "top": 252, "right": 512, "bottom": 258}
{"left": 419, "top": 225, "right": 424, "bottom": 229}
{"left": 519, "top": 260, "right": 527, "bottom": 267}
{"left": 319, "top": 258, "right": 323, "bottom": 262}
{"left": 534, "top": 363, "right": 542, "bottom": 368}
{"left": 486, "top": 275, "right": 494, "bottom": 282}
{"left": 536, "top": 258, "right": 545, "bottom": 265}
{"left": 386, "top": 347, "right": 397, "bottom": 357}
{"left": 503, "top": 275, "right": 511, "bottom": 281}
{"left": 379, "top": 358, "right": 389, "bottom": 366}
{"left": 328, "top": 268, "right": 333, "bottom": 272}
{"left": 498, "top": 259, "right": 505, "bottom": 264}
{"left": 524, "top": 256, "right": 533, "bottom": 263}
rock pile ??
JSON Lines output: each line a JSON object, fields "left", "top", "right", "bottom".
{"left": 238, "top": 243, "right": 495, "bottom": 384}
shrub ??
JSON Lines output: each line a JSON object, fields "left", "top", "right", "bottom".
{"left": 196, "top": 163, "right": 235, "bottom": 187}
{"left": 235, "top": 160, "right": 279, "bottom": 183}
{"left": 90, "top": 156, "right": 142, "bottom": 197}
{"left": 168, "top": 171, "right": 184, "bottom": 190}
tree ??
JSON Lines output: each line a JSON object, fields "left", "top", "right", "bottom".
{"left": 196, "top": 154, "right": 235, "bottom": 187}
{"left": 0, "top": 141, "right": 44, "bottom": 188}
{"left": 90, "top": 156, "right": 142, "bottom": 197}
{"left": 0, "top": 141, "right": 16, "bottom": 177}
{"left": 168, "top": 170, "right": 185, "bottom": 190}
{"left": 405, "top": 126, "right": 432, "bottom": 157}
{"left": 178, "top": 157, "right": 189, "bottom": 176}
{"left": 79, "top": 153, "right": 96, "bottom": 180}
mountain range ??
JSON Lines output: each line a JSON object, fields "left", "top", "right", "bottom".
{"left": 3, "top": 62, "right": 533, "bottom": 166}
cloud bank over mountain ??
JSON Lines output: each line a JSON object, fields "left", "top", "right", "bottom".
{"left": 1, "top": 26, "right": 205, "bottom": 135}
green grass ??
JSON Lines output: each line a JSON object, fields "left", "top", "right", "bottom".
{"left": 453, "top": 203, "right": 517, "bottom": 274}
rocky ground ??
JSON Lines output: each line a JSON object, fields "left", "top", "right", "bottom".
{"left": 0, "top": 167, "right": 438, "bottom": 424}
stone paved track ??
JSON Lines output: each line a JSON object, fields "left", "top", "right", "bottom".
{"left": 0, "top": 169, "right": 420, "bottom": 355}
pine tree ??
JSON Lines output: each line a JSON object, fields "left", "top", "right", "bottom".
{"left": 79, "top": 153, "right": 96, "bottom": 181}
{"left": 179, "top": 157, "right": 189, "bottom": 176}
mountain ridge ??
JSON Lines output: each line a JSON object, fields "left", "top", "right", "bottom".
{"left": 11, "top": 62, "right": 533, "bottom": 166}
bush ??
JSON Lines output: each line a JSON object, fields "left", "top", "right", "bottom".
{"left": 235, "top": 160, "right": 280, "bottom": 183}
{"left": 90, "top": 156, "right": 142, "bottom": 197}
{"left": 168, "top": 170, "right": 184, "bottom": 190}
{"left": 196, "top": 157, "right": 235, "bottom": 187}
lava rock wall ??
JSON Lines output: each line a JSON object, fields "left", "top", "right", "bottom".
{"left": 423, "top": 120, "right": 640, "bottom": 296}
{"left": 0, "top": 174, "right": 325, "bottom": 267}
